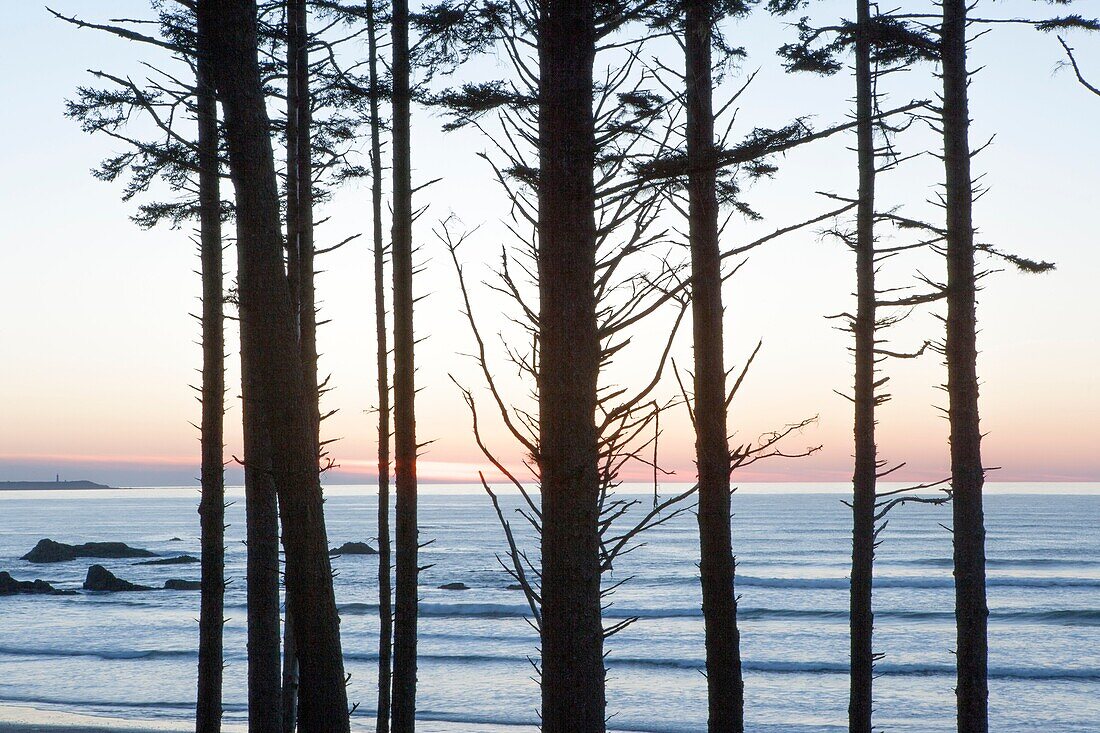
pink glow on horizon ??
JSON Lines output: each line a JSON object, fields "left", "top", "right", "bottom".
{"left": 2, "top": 449, "right": 1087, "bottom": 485}
{"left": 0, "top": 451, "right": 199, "bottom": 467}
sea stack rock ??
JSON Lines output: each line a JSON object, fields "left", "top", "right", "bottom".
{"left": 136, "top": 555, "right": 200, "bottom": 566}
{"left": 163, "top": 579, "right": 202, "bottom": 590}
{"left": 22, "top": 539, "right": 157, "bottom": 563}
{"left": 82, "top": 565, "right": 154, "bottom": 592}
{"left": 21, "top": 539, "right": 78, "bottom": 563}
{"left": 328, "top": 541, "right": 378, "bottom": 556}
{"left": 0, "top": 571, "right": 74, "bottom": 596}
{"left": 438, "top": 582, "right": 470, "bottom": 591}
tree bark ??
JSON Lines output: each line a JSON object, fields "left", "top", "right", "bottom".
{"left": 941, "top": 2, "right": 988, "bottom": 731}
{"left": 848, "top": 1, "right": 877, "bottom": 730}
{"left": 283, "top": 0, "right": 320, "bottom": 725}
{"left": 685, "top": 2, "right": 743, "bottom": 731}
{"left": 280, "top": 608, "right": 298, "bottom": 733}
{"left": 537, "top": 2, "right": 605, "bottom": 731}
{"left": 195, "top": 41, "right": 225, "bottom": 733}
{"left": 288, "top": 0, "right": 320, "bottom": 437}
{"left": 244, "top": 365, "right": 283, "bottom": 729}
{"left": 368, "top": 0, "right": 394, "bottom": 729}
{"left": 389, "top": 0, "right": 418, "bottom": 729}
{"left": 196, "top": 3, "right": 351, "bottom": 732}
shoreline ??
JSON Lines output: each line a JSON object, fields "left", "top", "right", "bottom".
{"left": 0, "top": 705, "right": 547, "bottom": 733}
{"left": 0, "top": 705, "right": 205, "bottom": 733}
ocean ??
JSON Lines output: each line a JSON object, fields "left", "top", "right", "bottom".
{"left": 0, "top": 485, "right": 1097, "bottom": 732}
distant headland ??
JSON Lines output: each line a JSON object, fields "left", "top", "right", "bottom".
{"left": 0, "top": 479, "right": 113, "bottom": 490}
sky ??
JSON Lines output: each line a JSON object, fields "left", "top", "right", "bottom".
{"left": 0, "top": 1, "right": 1097, "bottom": 488}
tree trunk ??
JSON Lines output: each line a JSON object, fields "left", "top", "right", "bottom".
{"left": 283, "top": 0, "right": 319, "bottom": 725}
{"left": 848, "top": 1, "right": 877, "bottom": 730}
{"left": 537, "top": 2, "right": 605, "bottom": 731}
{"left": 389, "top": 0, "right": 418, "bottom": 729}
{"left": 281, "top": 610, "right": 298, "bottom": 733}
{"left": 195, "top": 42, "right": 225, "bottom": 733}
{"left": 685, "top": 2, "right": 743, "bottom": 731}
{"left": 196, "top": 4, "right": 351, "bottom": 732}
{"left": 244, "top": 388, "right": 283, "bottom": 729}
{"left": 941, "top": 2, "right": 988, "bottom": 731}
{"left": 288, "top": 0, "right": 320, "bottom": 439}
{"left": 368, "top": 0, "right": 394, "bottom": 729}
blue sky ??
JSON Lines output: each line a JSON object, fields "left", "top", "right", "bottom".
{"left": 1, "top": 0, "right": 1097, "bottom": 487}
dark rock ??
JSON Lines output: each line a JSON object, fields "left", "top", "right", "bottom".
{"left": 328, "top": 541, "right": 378, "bottom": 556}
{"left": 22, "top": 539, "right": 157, "bottom": 564}
{"left": 136, "top": 555, "right": 199, "bottom": 566}
{"left": 168, "top": 537, "right": 183, "bottom": 542}
{"left": 21, "top": 539, "right": 78, "bottom": 563}
{"left": 0, "top": 571, "right": 75, "bottom": 596}
{"left": 163, "top": 579, "right": 201, "bottom": 591}
{"left": 82, "top": 565, "right": 154, "bottom": 592}
{"left": 506, "top": 583, "right": 525, "bottom": 591}
{"left": 438, "top": 582, "right": 469, "bottom": 591}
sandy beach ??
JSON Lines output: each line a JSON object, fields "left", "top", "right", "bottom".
{"left": 0, "top": 705, "right": 542, "bottom": 733}
{"left": 0, "top": 705, "right": 202, "bottom": 733}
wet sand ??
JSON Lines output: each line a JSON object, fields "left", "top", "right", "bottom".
{"left": 0, "top": 705, "right": 538, "bottom": 733}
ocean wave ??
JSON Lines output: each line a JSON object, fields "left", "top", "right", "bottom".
{"left": 339, "top": 601, "right": 525, "bottom": 618}
{"left": 0, "top": 645, "right": 195, "bottom": 661}
{"left": 341, "top": 651, "right": 1100, "bottom": 681}
{"left": 0, "top": 693, "right": 205, "bottom": 711}
{"left": 5, "top": 608, "right": 1096, "bottom": 668}
{"left": 341, "top": 601, "right": 829, "bottom": 621}
{"left": 604, "top": 658, "right": 1100, "bottom": 679}
{"left": 2, "top": 647, "right": 1095, "bottom": 686}
{"left": 414, "top": 708, "right": 785, "bottom": 733}
{"left": 584, "top": 573, "right": 1100, "bottom": 591}
{"left": 338, "top": 601, "right": 709, "bottom": 620}
{"left": 857, "top": 608, "right": 1100, "bottom": 625}
{"left": 742, "top": 660, "right": 1100, "bottom": 681}
{"left": 335, "top": 601, "right": 1100, "bottom": 626}
{"left": 894, "top": 557, "right": 1100, "bottom": 569}
{"left": 736, "top": 575, "right": 1100, "bottom": 590}
{"left": 1006, "top": 608, "right": 1100, "bottom": 625}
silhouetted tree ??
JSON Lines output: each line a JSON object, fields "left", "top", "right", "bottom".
{"left": 274, "top": 3, "right": 400, "bottom": 725}
{"left": 420, "top": 5, "right": 900, "bottom": 730}
{"left": 389, "top": 0, "right": 419, "bottom": 727}
{"left": 195, "top": 38, "right": 227, "bottom": 733}
{"left": 195, "top": 3, "right": 351, "bottom": 731}
{"left": 312, "top": 1, "right": 398, "bottom": 727}
{"left": 280, "top": 0, "right": 319, "bottom": 725}
{"left": 287, "top": 0, "right": 321, "bottom": 449}
{"left": 366, "top": 1, "right": 395, "bottom": 730}
{"left": 767, "top": 3, "right": 938, "bottom": 730}
{"left": 52, "top": 8, "right": 232, "bottom": 730}
{"left": 848, "top": 7, "right": 880, "bottom": 728}
{"left": 637, "top": 6, "right": 933, "bottom": 729}
{"left": 937, "top": 2, "right": 989, "bottom": 728}
{"left": 422, "top": 4, "right": 703, "bottom": 730}
{"left": 926, "top": 4, "right": 1092, "bottom": 728}
{"left": 680, "top": 2, "right": 748, "bottom": 729}
{"left": 535, "top": 2, "right": 606, "bottom": 726}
